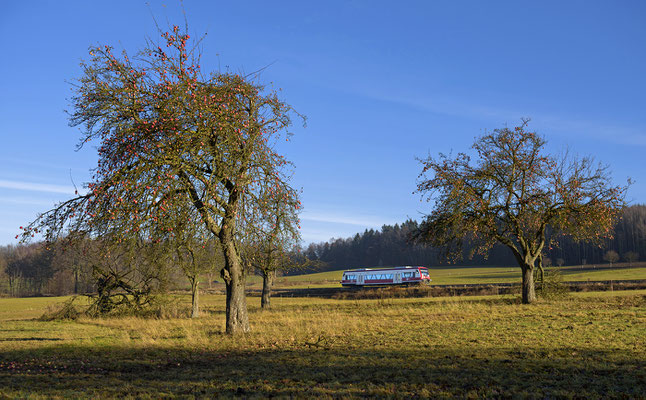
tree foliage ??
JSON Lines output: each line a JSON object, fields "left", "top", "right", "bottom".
{"left": 21, "top": 25, "right": 302, "bottom": 333}
{"left": 415, "top": 120, "right": 628, "bottom": 303}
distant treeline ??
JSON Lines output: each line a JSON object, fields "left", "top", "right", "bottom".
{"left": 2, "top": 205, "right": 644, "bottom": 296}
{"left": 0, "top": 240, "right": 221, "bottom": 298}
{"left": 299, "top": 204, "right": 646, "bottom": 272}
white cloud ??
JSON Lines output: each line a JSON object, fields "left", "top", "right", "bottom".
{"left": 0, "top": 179, "right": 77, "bottom": 195}
{"left": 300, "top": 211, "right": 395, "bottom": 227}
{"left": 349, "top": 83, "right": 646, "bottom": 148}
{"left": 300, "top": 229, "right": 338, "bottom": 244}
{"left": 0, "top": 196, "right": 57, "bottom": 207}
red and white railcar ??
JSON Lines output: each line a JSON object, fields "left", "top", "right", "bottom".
{"left": 340, "top": 266, "right": 431, "bottom": 287}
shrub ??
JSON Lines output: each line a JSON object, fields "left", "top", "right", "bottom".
{"left": 539, "top": 269, "right": 569, "bottom": 300}
{"left": 39, "top": 297, "right": 83, "bottom": 321}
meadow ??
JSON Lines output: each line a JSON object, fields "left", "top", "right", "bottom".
{"left": 1, "top": 289, "right": 645, "bottom": 398}
{"left": 248, "top": 263, "right": 646, "bottom": 289}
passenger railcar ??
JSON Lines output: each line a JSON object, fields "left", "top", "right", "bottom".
{"left": 341, "top": 266, "right": 431, "bottom": 287}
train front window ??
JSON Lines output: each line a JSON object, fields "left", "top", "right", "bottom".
{"left": 421, "top": 270, "right": 429, "bottom": 278}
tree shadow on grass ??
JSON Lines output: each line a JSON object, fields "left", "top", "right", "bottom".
{"left": 0, "top": 344, "right": 644, "bottom": 398}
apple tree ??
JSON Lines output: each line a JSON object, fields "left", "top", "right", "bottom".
{"left": 21, "top": 25, "right": 303, "bottom": 333}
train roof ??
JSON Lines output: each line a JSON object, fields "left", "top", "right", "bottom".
{"left": 342, "top": 266, "right": 427, "bottom": 273}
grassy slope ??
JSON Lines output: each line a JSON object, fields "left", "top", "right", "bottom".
{"left": 247, "top": 264, "right": 646, "bottom": 289}
{"left": 0, "top": 291, "right": 645, "bottom": 398}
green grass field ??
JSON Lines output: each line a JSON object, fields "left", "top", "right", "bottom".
{"left": 1, "top": 290, "right": 645, "bottom": 398}
{"left": 245, "top": 263, "right": 646, "bottom": 289}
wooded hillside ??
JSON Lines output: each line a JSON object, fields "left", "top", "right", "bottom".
{"left": 300, "top": 204, "right": 646, "bottom": 272}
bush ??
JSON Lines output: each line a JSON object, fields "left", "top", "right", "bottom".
{"left": 39, "top": 297, "right": 83, "bottom": 321}
{"left": 539, "top": 269, "right": 569, "bottom": 300}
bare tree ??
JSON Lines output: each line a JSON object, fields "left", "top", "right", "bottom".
{"left": 416, "top": 120, "right": 628, "bottom": 303}
{"left": 239, "top": 184, "right": 301, "bottom": 309}
{"left": 603, "top": 250, "right": 620, "bottom": 267}
{"left": 623, "top": 251, "right": 639, "bottom": 266}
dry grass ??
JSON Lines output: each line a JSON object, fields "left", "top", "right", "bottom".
{"left": 0, "top": 291, "right": 644, "bottom": 398}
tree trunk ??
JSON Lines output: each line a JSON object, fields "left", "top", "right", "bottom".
{"left": 190, "top": 279, "right": 199, "bottom": 318}
{"left": 220, "top": 224, "right": 250, "bottom": 334}
{"left": 521, "top": 265, "right": 537, "bottom": 304}
{"left": 74, "top": 269, "right": 79, "bottom": 294}
{"left": 223, "top": 265, "right": 249, "bottom": 333}
{"left": 261, "top": 270, "right": 275, "bottom": 309}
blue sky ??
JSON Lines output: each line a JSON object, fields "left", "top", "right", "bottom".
{"left": 1, "top": 1, "right": 645, "bottom": 245}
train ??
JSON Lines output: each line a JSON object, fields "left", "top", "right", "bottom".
{"left": 340, "top": 266, "right": 431, "bottom": 287}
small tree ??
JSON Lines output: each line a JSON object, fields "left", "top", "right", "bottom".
{"left": 416, "top": 120, "right": 628, "bottom": 303}
{"left": 22, "top": 25, "right": 302, "bottom": 333}
{"left": 162, "top": 205, "right": 221, "bottom": 318}
{"left": 603, "top": 250, "right": 620, "bottom": 267}
{"left": 556, "top": 258, "right": 565, "bottom": 267}
{"left": 239, "top": 184, "right": 301, "bottom": 309}
{"left": 174, "top": 241, "right": 204, "bottom": 318}
{"left": 623, "top": 251, "right": 639, "bottom": 266}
